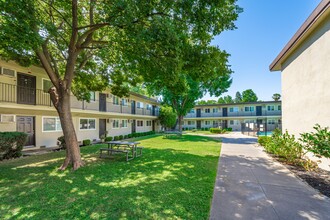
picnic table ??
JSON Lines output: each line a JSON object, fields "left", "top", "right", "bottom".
{"left": 99, "top": 141, "right": 143, "bottom": 161}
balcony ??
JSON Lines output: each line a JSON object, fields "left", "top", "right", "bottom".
{"left": 183, "top": 110, "right": 281, "bottom": 118}
{"left": 0, "top": 82, "right": 159, "bottom": 116}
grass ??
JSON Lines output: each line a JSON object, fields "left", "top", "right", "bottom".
{"left": 185, "top": 130, "right": 216, "bottom": 135}
{"left": 0, "top": 134, "right": 221, "bottom": 219}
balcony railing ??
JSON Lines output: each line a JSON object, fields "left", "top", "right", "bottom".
{"left": 184, "top": 110, "right": 281, "bottom": 118}
{"left": 0, "top": 82, "right": 159, "bottom": 116}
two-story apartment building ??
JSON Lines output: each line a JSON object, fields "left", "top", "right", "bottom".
{"left": 183, "top": 101, "right": 282, "bottom": 133}
{"left": 0, "top": 60, "right": 161, "bottom": 148}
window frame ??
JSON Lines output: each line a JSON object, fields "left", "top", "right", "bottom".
{"left": 121, "top": 119, "right": 128, "bottom": 128}
{"left": 146, "top": 120, "right": 152, "bottom": 126}
{"left": 42, "top": 116, "right": 62, "bottom": 132}
{"left": 137, "top": 120, "right": 144, "bottom": 127}
{"left": 79, "top": 118, "right": 96, "bottom": 130}
{"left": 267, "top": 105, "right": 275, "bottom": 111}
{"left": 204, "top": 108, "right": 210, "bottom": 113}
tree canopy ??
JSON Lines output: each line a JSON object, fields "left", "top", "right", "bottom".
{"left": 272, "top": 93, "right": 281, "bottom": 101}
{"left": 0, "top": 0, "right": 241, "bottom": 169}
{"left": 158, "top": 106, "right": 177, "bottom": 130}
{"left": 241, "top": 89, "right": 258, "bottom": 102}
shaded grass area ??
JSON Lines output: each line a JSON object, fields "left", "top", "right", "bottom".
{"left": 185, "top": 130, "right": 217, "bottom": 135}
{"left": 0, "top": 135, "right": 220, "bottom": 219}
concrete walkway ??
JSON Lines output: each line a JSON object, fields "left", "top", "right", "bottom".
{"left": 210, "top": 132, "right": 330, "bottom": 220}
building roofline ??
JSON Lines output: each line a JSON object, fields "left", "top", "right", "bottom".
{"left": 129, "top": 91, "right": 158, "bottom": 104}
{"left": 195, "top": 101, "right": 281, "bottom": 108}
{"left": 269, "top": 0, "right": 330, "bottom": 71}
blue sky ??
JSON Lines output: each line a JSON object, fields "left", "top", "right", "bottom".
{"left": 202, "top": 0, "right": 320, "bottom": 101}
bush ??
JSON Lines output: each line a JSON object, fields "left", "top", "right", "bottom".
{"left": 57, "top": 135, "right": 66, "bottom": 149}
{"left": 300, "top": 124, "right": 330, "bottom": 158}
{"left": 119, "top": 135, "right": 123, "bottom": 140}
{"left": 192, "top": 129, "right": 197, "bottom": 132}
{"left": 225, "top": 127, "right": 233, "bottom": 132}
{"left": 124, "top": 135, "right": 128, "bottom": 139}
{"left": 128, "top": 134, "right": 132, "bottom": 138}
{"left": 105, "top": 136, "right": 113, "bottom": 142}
{"left": 258, "top": 136, "right": 271, "bottom": 146}
{"left": 264, "top": 129, "right": 303, "bottom": 164}
{"left": 210, "top": 128, "right": 223, "bottom": 134}
{"left": 114, "top": 136, "right": 119, "bottom": 141}
{"left": 0, "top": 132, "right": 27, "bottom": 159}
{"left": 83, "top": 139, "right": 91, "bottom": 146}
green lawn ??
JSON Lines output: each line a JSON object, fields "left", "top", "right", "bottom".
{"left": 0, "top": 134, "right": 220, "bottom": 220}
{"left": 185, "top": 130, "right": 216, "bottom": 135}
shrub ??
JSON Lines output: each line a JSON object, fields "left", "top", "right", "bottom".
{"left": 83, "top": 139, "right": 91, "bottom": 146}
{"left": 124, "top": 135, "right": 128, "bottom": 139}
{"left": 192, "top": 129, "right": 197, "bottom": 132}
{"left": 258, "top": 136, "right": 271, "bottom": 146}
{"left": 0, "top": 132, "right": 27, "bottom": 159}
{"left": 225, "top": 127, "right": 233, "bottom": 132}
{"left": 105, "top": 136, "right": 113, "bottom": 142}
{"left": 119, "top": 135, "right": 123, "bottom": 140}
{"left": 128, "top": 134, "right": 132, "bottom": 138}
{"left": 300, "top": 124, "right": 330, "bottom": 158}
{"left": 210, "top": 128, "right": 223, "bottom": 134}
{"left": 265, "top": 129, "right": 303, "bottom": 164}
{"left": 114, "top": 136, "right": 119, "bottom": 141}
{"left": 57, "top": 135, "right": 66, "bottom": 149}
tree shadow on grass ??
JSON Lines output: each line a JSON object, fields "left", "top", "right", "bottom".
{"left": 0, "top": 144, "right": 219, "bottom": 219}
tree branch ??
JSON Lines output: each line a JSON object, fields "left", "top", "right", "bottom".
{"left": 36, "top": 48, "right": 59, "bottom": 88}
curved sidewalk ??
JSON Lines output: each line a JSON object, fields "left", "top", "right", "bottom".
{"left": 210, "top": 133, "right": 330, "bottom": 220}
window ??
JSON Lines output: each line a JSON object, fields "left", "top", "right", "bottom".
{"left": 1, "top": 67, "right": 15, "bottom": 77}
{"left": 90, "top": 92, "right": 96, "bottom": 101}
{"left": 121, "top": 119, "right": 128, "bottom": 128}
{"left": 188, "top": 121, "right": 195, "bottom": 125}
{"left": 213, "top": 108, "right": 218, "bottom": 113}
{"left": 137, "top": 102, "right": 144, "bottom": 108}
{"left": 80, "top": 118, "right": 96, "bottom": 130}
{"left": 189, "top": 109, "right": 195, "bottom": 114}
{"left": 204, "top": 121, "right": 211, "bottom": 125}
{"left": 146, "top": 104, "right": 152, "bottom": 110}
{"left": 146, "top": 120, "right": 152, "bottom": 126}
{"left": 278, "top": 105, "right": 281, "bottom": 111}
{"left": 229, "top": 107, "right": 239, "bottom": 112}
{"left": 244, "top": 106, "right": 255, "bottom": 112}
{"left": 268, "top": 119, "right": 275, "bottom": 125}
{"left": 0, "top": 114, "right": 16, "bottom": 123}
{"left": 267, "top": 105, "right": 275, "bottom": 111}
{"left": 122, "top": 99, "right": 128, "bottom": 106}
{"left": 205, "top": 108, "right": 210, "bottom": 113}
{"left": 137, "top": 120, "right": 143, "bottom": 127}
{"left": 113, "top": 96, "right": 119, "bottom": 105}
{"left": 42, "top": 79, "right": 53, "bottom": 93}
{"left": 213, "top": 121, "right": 218, "bottom": 126}
{"left": 230, "top": 120, "right": 234, "bottom": 125}
{"left": 43, "top": 117, "right": 62, "bottom": 132}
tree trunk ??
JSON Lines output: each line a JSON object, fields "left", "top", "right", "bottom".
{"left": 178, "top": 115, "right": 183, "bottom": 132}
{"left": 51, "top": 86, "right": 83, "bottom": 171}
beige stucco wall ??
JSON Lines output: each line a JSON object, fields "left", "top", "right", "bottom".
{"left": 0, "top": 121, "right": 16, "bottom": 132}
{"left": 281, "top": 14, "right": 330, "bottom": 137}
{"left": 281, "top": 14, "right": 330, "bottom": 170}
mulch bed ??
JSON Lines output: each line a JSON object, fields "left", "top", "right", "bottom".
{"left": 284, "top": 164, "right": 330, "bottom": 198}
{"left": 264, "top": 151, "right": 330, "bottom": 198}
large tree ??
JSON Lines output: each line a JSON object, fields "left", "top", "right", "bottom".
{"left": 235, "top": 91, "right": 242, "bottom": 103}
{"left": 218, "top": 95, "right": 234, "bottom": 104}
{"left": 158, "top": 106, "right": 177, "bottom": 130}
{"left": 147, "top": 43, "right": 234, "bottom": 131}
{"left": 272, "top": 93, "right": 281, "bottom": 101}
{"left": 242, "top": 89, "right": 258, "bottom": 102}
{"left": 0, "top": 0, "right": 241, "bottom": 170}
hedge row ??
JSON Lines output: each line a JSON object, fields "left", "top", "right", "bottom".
{"left": 0, "top": 132, "right": 28, "bottom": 160}
{"left": 103, "top": 131, "right": 156, "bottom": 142}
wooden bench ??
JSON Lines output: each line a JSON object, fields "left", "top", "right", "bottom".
{"left": 99, "top": 148, "right": 132, "bottom": 161}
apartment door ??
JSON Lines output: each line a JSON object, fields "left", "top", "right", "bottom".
{"left": 197, "top": 120, "right": 201, "bottom": 129}
{"left": 152, "top": 105, "right": 156, "bottom": 116}
{"left": 223, "top": 120, "right": 228, "bottom": 129}
{"left": 17, "top": 73, "right": 36, "bottom": 105}
{"left": 152, "top": 120, "right": 155, "bottom": 131}
{"left": 16, "top": 116, "right": 35, "bottom": 146}
{"left": 196, "top": 109, "right": 201, "bottom": 117}
{"left": 256, "top": 106, "right": 262, "bottom": 116}
{"left": 131, "top": 101, "right": 136, "bottom": 114}
{"left": 99, "top": 93, "right": 107, "bottom": 112}
{"left": 99, "top": 119, "right": 106, "bottom": 137}
{"left": 222, "top": 108, "right": 228, "bottom": 117}
{"left": 131, "top": 120, "right": 136, "bottom": 133}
